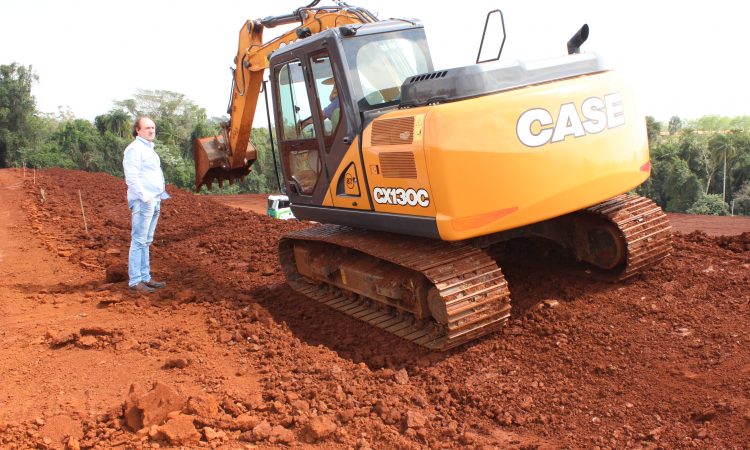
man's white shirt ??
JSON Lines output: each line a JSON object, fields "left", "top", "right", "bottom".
{"left": 123, "top": 136, "right": 170, "bottom": 202}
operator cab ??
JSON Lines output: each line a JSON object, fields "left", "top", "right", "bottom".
{"left": 269, "top": 20, "right": 433, "bottom": 210}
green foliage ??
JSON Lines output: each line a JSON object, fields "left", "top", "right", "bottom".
{"left": 729, "top": 116, "right": 750, "bottom": 130}
{"left": 731, "top": 149, "right": 750, "bottom": 207}
{"left": 17, "top": 115, "right": 69, "bottom": 168}
{"left": 51, "top": 119, "right": 106, "bottom": 171}
{"left": 95, "top": 109, "right": 131, "bottom": 138}
{"left": 644, "top": 116, "right": 750, "bottom": 215}
{"left": 0, "top": 63, "right": 38, "bottom": 167}
{"left": 676, "top": 129, "right": 705, "bottom": 175}
{"left": 733, "top": 181, "right": 750, "bottom": 215}
{"left": 645, "top": 116, "right": 662, "bottom": 144}
{"left": 668, "top": 116, "right": 682, "bottom": 135}
{"left": 638, "top": 143, "right": 702, "bottom": 212}
{"left": 98, "top": 131, "right": 128, "bottom": 177}
{"left": 154, "top": 142, "right": 193, "bottom": 189}
{"left": 686, "top": 115, "right": 750, "bottom": 132}
{"left": 687, "top": 193, "right": 729, "bottom": 215}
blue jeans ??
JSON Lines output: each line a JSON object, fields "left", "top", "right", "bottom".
{"left": 128, "top": 198, "right": 161, "bottom": 286}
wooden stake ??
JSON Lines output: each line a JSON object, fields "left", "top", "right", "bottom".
{"left": 33, "top": 168, "right": 36, "bottom": 185}
{"left": 23, "top": 162, "right": 26, "bottom": 179}
{"left": 78, "top": 190, "right": 88, "bottom": 234}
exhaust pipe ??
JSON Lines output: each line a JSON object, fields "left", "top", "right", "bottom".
{"left": 567, "top": 24, "right": 589, "bottom": 54}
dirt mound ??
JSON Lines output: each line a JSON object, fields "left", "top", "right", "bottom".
{"left": 1, "top": 167, "right": 749, "bottom": 448}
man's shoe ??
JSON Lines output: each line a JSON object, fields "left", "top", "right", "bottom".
{"left": 144, "top": 280, "right": 166, "bottom": 289}
{"left": 129, "top": 282, "right": 155, "bottom": 294}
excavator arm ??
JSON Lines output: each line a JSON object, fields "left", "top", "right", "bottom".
{"left": 194, "top": 1, "right": 376, "bottom": 191}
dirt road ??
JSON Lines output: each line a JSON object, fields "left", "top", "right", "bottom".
{"left": 1, "top": 168, "right": 749, "bottom": 449}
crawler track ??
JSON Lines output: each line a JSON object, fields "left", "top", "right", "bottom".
{"left": 278, "top": 195, "right": 670, "bottom": 350}
{"left": 587, "top": 194, "right": 672, "bottom": 280}
{"left": 279, "top": 226, "right": 511, "bottom": 350}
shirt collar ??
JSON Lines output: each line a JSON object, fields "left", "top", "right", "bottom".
{"left": 135, "top": 136, "right": 154, "bottom": 149}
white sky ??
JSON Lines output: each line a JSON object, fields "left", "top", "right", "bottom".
{"left": 1, "top": 1, "right": 748, "bottom": 123}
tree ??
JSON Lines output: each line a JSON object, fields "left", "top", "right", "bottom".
{"left": 645, "top": 116, "right": 662, "bottom": 144}
{"left": 97, "top": 131, "right": 128, "bottom": 177}
{"left": 95, "top": 109, "right": 131, "bottom": 138}
{"left": 15, "top": 114, "right": 70, "bottom": 169}
{"left": 729, "top": 143, "right": 750, "bottom": 211}
{"left": 676, "top": 129, "right": 705, "bottom": 176}
{"left": 663, "top": 158, "right": 702, "bottom": 212}
{"left": 729, "top": 116, "right": 750, "bottom": 131}
{"left": 668, "top": 116, "right": 682, "bottom": 135}
{"left": 50, "top": 119, "right": 105, "bottom": 171}
{"left": 0, "top": 63, "right": 38, "bottom": 167}
{"left": 643, "top": 117, "right": 750, "bottom": 215}
{"left": 115, "top": 89, "right": 208, "bottom": 160}
{"left": 695, "top": 134, "right": 721, "bottom": 194}
{"left": 733, "top": 181, "right": 750, "bottom": 215}
{"left": 155, "top": 142, "right": 193, "bottom": 189}
{"left": 692, "top": 115, "right": 729, "bottom": 131}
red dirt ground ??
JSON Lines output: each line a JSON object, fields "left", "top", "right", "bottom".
{"left": 1, "top": 168, "right": 749, "bottom": 449}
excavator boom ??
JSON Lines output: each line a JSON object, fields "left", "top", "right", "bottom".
{"left": 194, "top": 1, "right": 376, "bottom": 190}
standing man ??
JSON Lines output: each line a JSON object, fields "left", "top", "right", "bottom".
{"left": 123, "top": 116, "right": 170, "bottom": 293}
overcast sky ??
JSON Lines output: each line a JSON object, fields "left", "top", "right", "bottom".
{"left": 2, "top": 0, "right": 747, "bottom": 123}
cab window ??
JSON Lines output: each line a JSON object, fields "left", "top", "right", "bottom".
{"left": 353, "top": 36, "right": 429, "bottom": 107}
{"left": 275, "top": 60, "right": 321, "bottom": 195}
{"left": 277, "top": 60, "right": 316, "bottom": 140}
{"left": 309, "top": 52, "right": 342, "bottom": 137}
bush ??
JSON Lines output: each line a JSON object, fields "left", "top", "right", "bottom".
{"left": 687, "top": 193, "right": 729, "bottom": 215}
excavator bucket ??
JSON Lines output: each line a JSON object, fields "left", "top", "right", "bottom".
{"left": 193, "top": 135, "right": 256, "bottom": 191}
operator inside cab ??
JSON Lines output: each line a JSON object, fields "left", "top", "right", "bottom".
{"left": 299, "top": 76, "right": 340, "bottom": 133}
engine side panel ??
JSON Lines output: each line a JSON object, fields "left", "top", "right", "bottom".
{"left": 360, "top": 112, "right": 436, "bottom": 218}
{"left": 419, "top": 70, "right": 650, "bottom": 240}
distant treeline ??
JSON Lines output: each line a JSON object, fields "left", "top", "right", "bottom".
{"left": 0, "top": 63, "right": 281, "bottom": 195}
{"left": 1, "top": 62, "right": 749, "bottom": 215}
{"left": 639, "top": 116, "right": 750, "bottom": 215}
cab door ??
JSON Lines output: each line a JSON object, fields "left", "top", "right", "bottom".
{"left": 273, "top": 59, "right": 333, "bottom": 207}
{"left": 272, "top": 47, "right": 371, "bottom": 213}
{"left": 306, "top": 50, "right": 371, "bottom": 211}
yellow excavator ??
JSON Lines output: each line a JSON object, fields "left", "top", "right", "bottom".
{"left": 195, "top": 1, "right": 672, "bottom": 350}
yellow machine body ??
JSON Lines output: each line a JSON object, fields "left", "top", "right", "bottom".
{"left": 323, "top": 71, "right": 649, "bottom": 240}
{"left": 196, "top": 4, "right": 672, "bottom": 350}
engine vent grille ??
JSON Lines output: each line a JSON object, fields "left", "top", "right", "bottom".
{"left": 371, "top": 117, "right": 415, "bottom": 146}
{"left": 408, "top": 70, "right": 448, "bottom": 83}
{"left": 379, "top": 152, "right": 417, "bottom": 179}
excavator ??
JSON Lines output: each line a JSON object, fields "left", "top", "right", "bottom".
{"left": 194, "top": 1, "right": 672, "bottom": 350}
